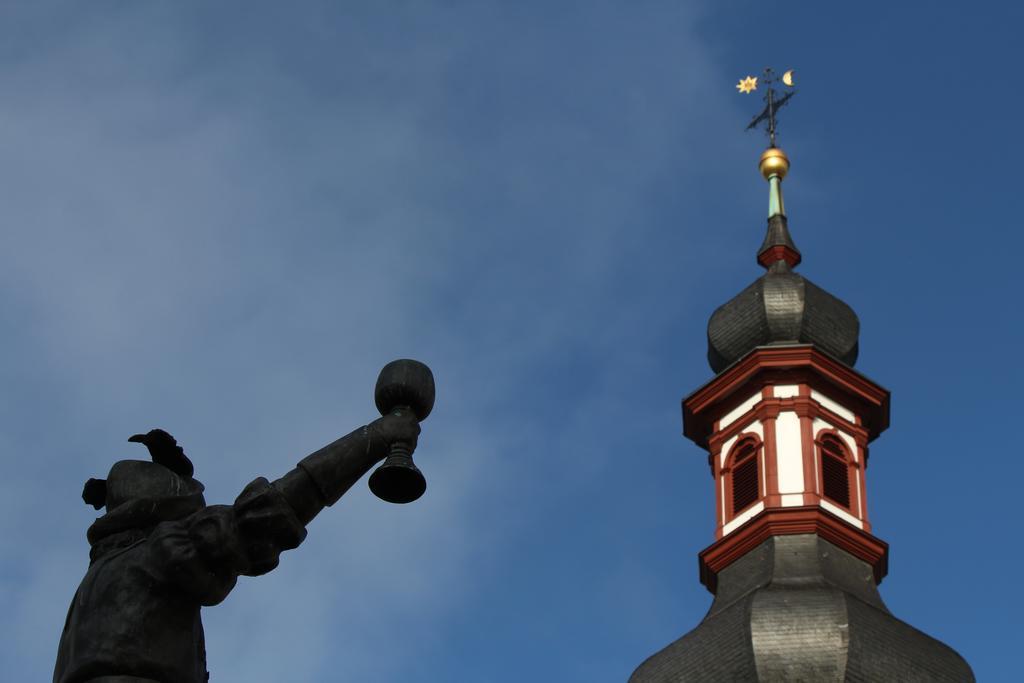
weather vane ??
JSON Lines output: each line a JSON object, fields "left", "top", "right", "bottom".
{"left": 737, "top": 68, "right": 795, "bottom": 147}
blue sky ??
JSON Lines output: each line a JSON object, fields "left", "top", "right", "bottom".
{"left": 1, "top": 2, "right": 1021, "bottom": 681}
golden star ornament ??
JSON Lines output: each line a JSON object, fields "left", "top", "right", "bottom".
{"left": 736, "top": 75, "right": 758, "bottom": 93}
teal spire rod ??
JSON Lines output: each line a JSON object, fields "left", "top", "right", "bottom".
{"left": 768, "top": 174, "right": 785, "bottom": 218}
{"left": 758, "top": 146, "right": 790, "bottom": 219}
{"left": 756, "top": 146, "right": 801, "bottom": 269}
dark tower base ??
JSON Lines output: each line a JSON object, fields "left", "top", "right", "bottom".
{"left": 630, "top": 534, "right": 974, "bottom": 682}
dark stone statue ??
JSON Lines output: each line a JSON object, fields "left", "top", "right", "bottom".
{"left": 54, "top": 360, "right": 434, "bottom": 683}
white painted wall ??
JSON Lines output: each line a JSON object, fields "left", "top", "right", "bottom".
{"left": 773, "top": 384, "right": 800, "bottom": 398}
{"left": 837, "top": 430, "right": 858, "bottom": 463}
{"left": 720, "top": 477, "right": 726, "bottom": 527}
{"left": 708, "top": 387, "right": 869, "bottom": 537}
{"left": 718, "top": 422, "right": 766, "bottom": 530}
{"left": 813, "top": 417, "right": 863, "bottom": 519}
{"left": 718, "top": 421, "right": 764, "bottom": 470}
{"left": 723, "top": 501, "right": 765, "bottom": 535}
{"left": 720, "top": 391, "right": 762, "bottom": 429}
{"left": 821, "top": 499, "right": 864, "bottom": 529}
{"left": 719, "top": 434, "right": 737, "bottom": 473}
{"left": 811, "top": 389, "right": 856, "bottom": 422}
{"left": 811, "top": 419, "right": 832, "bottom": 442}
{"left": 775, "top": 411, "right": 804, "bottom": 494}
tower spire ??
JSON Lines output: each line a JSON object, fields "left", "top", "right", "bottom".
{"left": 629, "top": 69, "right": 974, "bottom": 682}
{"left": 756, "top": 146, "right": 801, "bottom": 268}
{"left": 737, "top": 68, "right": 802, "bottom": 269}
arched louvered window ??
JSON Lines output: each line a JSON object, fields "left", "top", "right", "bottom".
{"left": 728, "top": 436, "right": 761, "bottom": 516}
{"left": 819, "top": 432, "right": 851, "bottom": 508}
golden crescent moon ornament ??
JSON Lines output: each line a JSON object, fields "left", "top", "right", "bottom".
{"left": 782, "top": 70, "right": 795, "bottom": 86}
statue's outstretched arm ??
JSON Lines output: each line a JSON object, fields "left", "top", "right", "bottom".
{"left": 272, "top": 412, "right": 420, "bottom": 525}
{"left": 207, "top": 412, "right": 421, "bottom": 578}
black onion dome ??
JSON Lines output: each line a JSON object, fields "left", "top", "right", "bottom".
{"left": 707, "top": 221, "right": 859, "bottom": 374}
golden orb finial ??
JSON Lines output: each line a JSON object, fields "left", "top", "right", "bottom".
{"left": 759, "top": 147, "right": 790, "bottom": 180}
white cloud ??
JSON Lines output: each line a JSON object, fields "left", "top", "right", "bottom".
{"left": 0, "top": 3, "right": 735, "bottom": 681}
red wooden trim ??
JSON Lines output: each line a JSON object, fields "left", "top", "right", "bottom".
{"left": 683, "top": 346, "right": 890, "bottom": 448}
{"left": 709, "top": 395, "right": 868, "bottom": 465}
{"left": 722, "top": 434, "right": 764, "bottom": 525}
{"left": 800, "top": 409, "right": 817, "bottom": 498}
{"left": 762, "top": 413, "right": 779, "bottom": 500}
{"left": 757, "top": 396, "right": 867, "bottom": 442}
{"left": 857, "top": 444, "right": 871, "bottom": 529}
{"left": 807, "top": 400, "right": 869, "bottom": 442}
{"left": 758, "top": 244, "right": 801, "bottom": 268}
{"left": 704, "top": 389, "right": 770, "bottom": 439}
{"left": 698, "top": 506, "right": 889, "bottom": 593}
{"left": 797, "top": 385, "right": 814, "bottom": 498}
{"left": 815, "top": 428, "right": 857, "bottom": 517}
{"left": 709, "top": 411, "right": 762, "bottom": 451}
{"left": 712, "top": 444, "right": 724, "bottom": 534}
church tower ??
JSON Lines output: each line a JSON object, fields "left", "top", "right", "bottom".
{"left": 629, "top": 116, "right": 974, "bottom": 680}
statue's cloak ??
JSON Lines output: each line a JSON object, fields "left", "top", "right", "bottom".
{"left": 54, "top": 477, "right": 305, "bottom": 683}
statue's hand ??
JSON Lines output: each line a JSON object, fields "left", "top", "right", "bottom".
{"left": 369, "top": 409, "right": 421, "bottom": 455}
